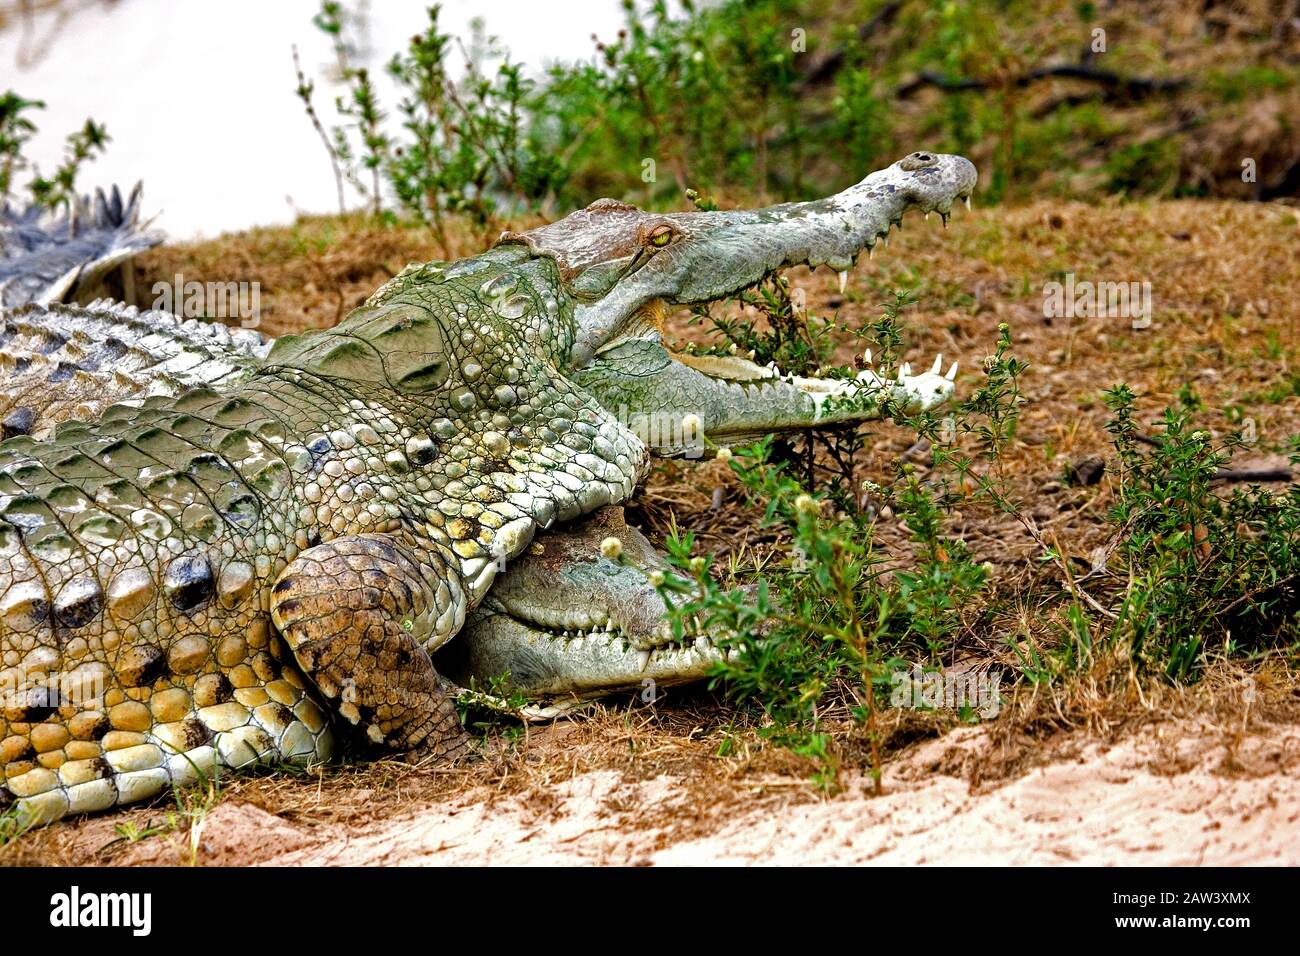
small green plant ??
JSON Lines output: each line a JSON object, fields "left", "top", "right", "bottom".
{"left": 628, "top": 300, "right": 1024, "bottom": 790}
{"left": 107, "top": 817, "right": 170, "bottom": 847}
{"left": 1098, "top": 386, "right": 1300, "bottom": 680}
{"left": 0, "top": 91, "right": 42, "bottom": 201}
{"left": 457, "top": 672, "right": 531, "bottom": 744}
{"left": 27, "top": 118, "right": 110, "bottom": 211}
{"left": 167, "top": 762, "right": 223, "bottom": 867}
{"left": 0, "top": 802, "right": 30, "bottom": 847}
{"left": 0, "top": 90, "right": 110, "bottom": 211}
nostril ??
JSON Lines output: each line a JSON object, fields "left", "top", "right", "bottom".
{"left": 899, "top": 151, "right": 939, "bottom": 171}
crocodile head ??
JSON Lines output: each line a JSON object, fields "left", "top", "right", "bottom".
{"left": 499, "top": 151, "right": 977, "bottom": 454}
{"left": 436, "top": 507, "right": 724, "bottom": 700}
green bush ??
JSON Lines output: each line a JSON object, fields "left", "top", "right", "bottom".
{"left": 1102, "top": 386, "right": 1300, "bottom": 680}
{"left": 633, "top": 298, "right": 1025, "bottom": 787}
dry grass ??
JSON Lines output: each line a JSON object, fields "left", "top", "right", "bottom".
{"left": 3, "top": 196, "right": 1297, "bottom": 865}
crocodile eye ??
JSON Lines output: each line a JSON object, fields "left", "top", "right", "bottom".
{"left": 646, "top": 225, "right": 677, "bottom": 248}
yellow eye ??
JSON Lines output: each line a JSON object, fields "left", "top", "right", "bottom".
{"left": 648, "top": 227, "right": 675, "bottom": 247}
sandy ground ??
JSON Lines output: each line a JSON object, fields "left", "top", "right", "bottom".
{"left": 30, "top": 712, "right": 1297, "bottom": 867}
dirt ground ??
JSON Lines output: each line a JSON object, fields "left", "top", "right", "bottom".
{"left": 14, "top": 683, "right": 1300, "bottom": 866}
{"left": 4, "top": 196, "right": 1299, "bottom": 866}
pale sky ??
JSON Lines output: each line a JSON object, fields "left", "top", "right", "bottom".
{"left": 0, "top": 0, "right": 630, "bottom": 238}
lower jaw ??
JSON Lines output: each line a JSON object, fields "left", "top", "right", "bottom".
{"left": 452, "top": 618, "right": 730, "bottom": 698}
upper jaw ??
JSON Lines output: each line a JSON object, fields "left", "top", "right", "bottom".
{"left": 568, "top": 151, "right": 976, "bottom": 360}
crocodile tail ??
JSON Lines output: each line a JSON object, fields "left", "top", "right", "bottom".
{"left": 0, "top": 181, "right": 162, "bottom": 309}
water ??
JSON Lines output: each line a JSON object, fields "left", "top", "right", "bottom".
{"left": 0, "top": 0, "right": 625, "bottom": 239}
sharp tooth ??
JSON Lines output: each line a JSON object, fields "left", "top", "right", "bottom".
{"left": 945, "top": 361, "right": 958, "bottom": 381}
{"left": 964, "top": 195, "right": 973, "bottom": 211}
{"left": 838, "top": 270, "right": 848, "bottom": 295}
{"left": 931, "top": 354, "right": 943, "bottom": 374}
{"left": 868, "top": 244, "right": 875, "bottom": 260}
{"left": 637, "top": 650, "right": 651, "bottom": 672}
{"left": 925, "top": 211, "right": 931, "bottom": 221}
{"left": 941, "top": 212, "right": 949, "bottom": 229}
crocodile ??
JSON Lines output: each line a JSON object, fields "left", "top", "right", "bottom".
{"left": 0, "top": 151, "right": 976, "bottom": 824}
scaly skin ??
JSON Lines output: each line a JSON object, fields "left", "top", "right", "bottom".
{"left": 0, "top": 299, "right": 268, "bottom": 440}
{"left": 0, "top": 152, "right": 977, "bottom": 824}
{"left": 0, "top": 251, "right": 642, "bottom": 823}
{"left": 0, "top": 301, "right": 687, "bottom": 705}
{"left": 0, "top": 304, "right": 692, "bottom": 707}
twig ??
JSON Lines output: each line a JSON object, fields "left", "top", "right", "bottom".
{"left": 898, "top": 64, "right": 1188, "bottom": 100}
{"left": 1212, "top": 467, "right": 1293, "bottom": 483}
{"left": 293, "top": 45, "right": 347, "bottom": 215}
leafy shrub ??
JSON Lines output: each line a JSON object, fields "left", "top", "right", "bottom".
{"left": 1101, "top": 386, "right": 1300, "bottom": 680}
{"left": 296, "top": 2, "right": 557, "bottom": 245}
{"left": 636, "top": 297, "right": 1025, "bottom": 787}
{"left": 0, "top": 91, "right": 109, "bottom": 211}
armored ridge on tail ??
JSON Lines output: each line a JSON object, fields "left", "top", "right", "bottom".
{"left": 0, "top": 183, "right": 162, "bottom": 309}
{"left": 0, "top": 152, "right": 976, "bottom": 824}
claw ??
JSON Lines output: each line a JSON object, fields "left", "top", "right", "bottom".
{"left": 945, "top": 360, "right": 958, "bottom": 381}
{"left": 900, "top": 361, "right": 912, "bottom": 377}
{"left": 863, "top": 348, "right": 873, "bottom": 366}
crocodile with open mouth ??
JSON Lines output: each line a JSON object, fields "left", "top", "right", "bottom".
{"left": 0, "top": 152, "right": 975, "bottom": 823}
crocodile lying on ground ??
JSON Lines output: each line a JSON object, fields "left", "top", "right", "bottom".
{"left": 0, "top": 152, "right": 976, "bottom": 824}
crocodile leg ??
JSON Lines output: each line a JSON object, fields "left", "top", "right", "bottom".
{"left": 270, "top": 534, "right": 469, "bottom": 758}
